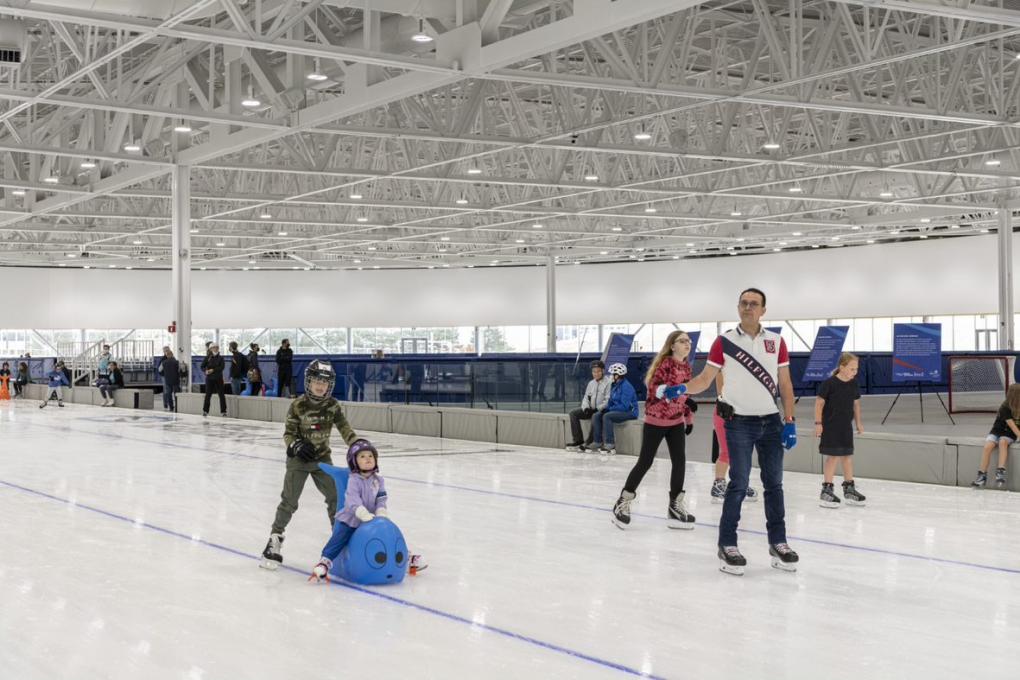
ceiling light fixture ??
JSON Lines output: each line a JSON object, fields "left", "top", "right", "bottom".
{"left": 455, "top": 198, "right": 469, "bottom": 205}
{"left": 350, "top": 193, "right": 362, "bottom": 199}
{"left": 241, "top": 87, "right": 261, "bottom": 108}
{"left": 11, "top": 189, "right": 26, "bottom": 196}
{"left": 985, "top": 159, "right": 1001, "bottom": 167}
{"left": 644, "top": 207, "right": 657, "bottom": 213}
{"left": 762, "top": 142, "right": 780, "bottom": 150}
{"left": 584, "top": 174, "right": 599, "bottom": 182}
{"left": 43, "top": 176, "right": 59, "bottom": 184}
{"left": 611, "top": 226, "right": 622, "bottom": 232}
{"left": 278, "top": 231, "right": 288, "bottom": 236}
{"left": 356, "top": 216, "right": 368, "bottom": 223}
{"left": 467, "top": 168, "right": 482, "bottom": 175}
{"left": 788, "top": 186, "right": 803, "bottom": 193}
{"left": 174, "top": 122, "right": 192, "bottom": 133}
{"left": 307, "top": 58, "right": 328, "bottom": 81}
{"left": 879, "top": 190, "right": 893, "bottom": 198}
{"left": 411, "top": 18, "right": 433, "bottom": 43}
{"left": 633, "top": 129, "right": 652, "bottom": 141}
{"left": 216, "top": 242, "right": 225, "bottom": 247}
{"left": 123, "top": 141, "right": 141, "bottom": 152}
{"left": 80, "top": 160, "right": 97, "bottom": 169}
{"left": 260, "top": 212, "right": 272, "bottom": 219}
{"left": 532, "top": 223, "right": 543, "bottom": 229}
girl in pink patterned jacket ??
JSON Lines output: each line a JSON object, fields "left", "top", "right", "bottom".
{"left": 611, "top": 330, "right": 697, "bottom": 530}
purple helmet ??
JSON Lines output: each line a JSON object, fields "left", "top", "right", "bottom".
{"left": 347, "top": 439, "right": 378, "bottom": 473}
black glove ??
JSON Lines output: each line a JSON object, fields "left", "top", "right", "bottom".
{"left": 685, "top": 423, "right": 694, "bottom": 436}
{"left": 583, "top": 408, "right": 596, "bottom": 417}
{"left": 687, "top": 399, "right": 698, "bottom": 413}
{"left": 287, "top": 439, "right": 317, "bottom": 461}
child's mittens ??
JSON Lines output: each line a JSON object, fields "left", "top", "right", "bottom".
{"left": 355, "top": 506, "right": 375, "bottom": 522}
{"left": 375, "top": 507, "right": 389, "bottom": 518}
{"left": 655, "top": 384, "right": 687, "bottom": 400}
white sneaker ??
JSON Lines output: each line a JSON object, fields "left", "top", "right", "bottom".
{"left": 602, "top": 446, "right": 615, "bottom": 455}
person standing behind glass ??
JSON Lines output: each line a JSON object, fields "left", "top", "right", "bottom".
{"left": 228, "top": 341, "right": 247, "bottom": 396}
{"left": 202, "top": 344, "right": 227, "bottom": 416}
{"left": 160, "top": 347, "right": 182, "bottom": 411}
{"left": 276, "top": 339, "right": 294, "bottom": 397}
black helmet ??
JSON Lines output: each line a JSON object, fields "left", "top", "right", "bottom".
{"left": 304, "top": 360, "right": 335, "bottom": 401}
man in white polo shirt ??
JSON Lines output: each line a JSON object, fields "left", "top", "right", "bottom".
{"left": 679, "top": 288, "right": 799, "bottom": 576}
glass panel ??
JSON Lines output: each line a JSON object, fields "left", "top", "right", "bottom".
{"left": 873, "top": 318, "right": 893, "bottom": 351}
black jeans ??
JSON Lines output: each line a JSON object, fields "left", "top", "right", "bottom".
{"left": 623, "top": 422, "right": 687, "bottom": 500}
{"left": 568, "top": 407, "right": 596, "bottom": 445}
{"left": 203, "top": 379, "right": 226, "bottom": 414}
{"left": 278, "top": 367, "right": 292, "bottom": 397}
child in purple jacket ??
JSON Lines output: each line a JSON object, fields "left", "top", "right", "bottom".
{"left": 310, "top": 440, "right": 426, "bottom": 581}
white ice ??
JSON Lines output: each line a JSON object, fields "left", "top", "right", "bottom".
{"left": 1, "top": 399, "right": 1018, "bottom": 680}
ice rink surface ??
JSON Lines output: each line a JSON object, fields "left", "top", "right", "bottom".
{"left": 1, "top": 399, "right": 1018, "bottom": 680}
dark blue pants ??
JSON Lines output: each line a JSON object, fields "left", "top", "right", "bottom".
{"left": 592, "top": 410, "right": 635, "bottom": 446}
{"left": 321, "top": 521, "right": 357, "bottom": 562}
{"left": 718, "top": 414, "right": 787, "bottom": 547}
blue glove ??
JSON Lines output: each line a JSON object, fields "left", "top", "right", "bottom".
{"left": 655, "top": 384, "right": 687, "bottom": 400}
{"left": 782, "top": 422, "right": 797, "bottom": 450}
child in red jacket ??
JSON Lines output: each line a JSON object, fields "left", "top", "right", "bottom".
{"left": 611, "top": 331, "right": 697, "bottom": 530}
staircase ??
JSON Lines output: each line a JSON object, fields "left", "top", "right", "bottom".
{"left": 58, "top": 339, "right": 156, "bottom": 386}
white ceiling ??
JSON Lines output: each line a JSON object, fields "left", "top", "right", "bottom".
{"left": 1, "top": 0, "right": 1019, "bottom": 271}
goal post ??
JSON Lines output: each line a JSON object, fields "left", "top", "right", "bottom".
{"left": 948, "top": 355, "right": 1012, "bottom": 414}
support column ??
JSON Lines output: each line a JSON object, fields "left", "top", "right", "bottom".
{"left": 546, "top": 255, "right": 557, "bottom": 353}
{"left": 171, "top": 165, "right": 192, "bottom": 389}
{"left": 998, "top": 202, "right": 1015, "bottom": 350}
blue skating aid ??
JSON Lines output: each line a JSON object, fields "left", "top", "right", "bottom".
{"left": 317, "top": 463, "right": 409, "bottom": 585}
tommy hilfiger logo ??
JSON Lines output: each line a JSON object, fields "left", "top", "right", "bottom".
{"left": 764, "top": 340, "right": 776, "bottom": 353}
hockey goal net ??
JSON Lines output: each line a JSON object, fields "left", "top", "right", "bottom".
{"left": 948, "top": 355, "right": 1012, "bottom": 414}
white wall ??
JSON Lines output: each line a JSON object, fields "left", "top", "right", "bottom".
{"left": 0, "top": 234, "right": 1014, "bottom": 328}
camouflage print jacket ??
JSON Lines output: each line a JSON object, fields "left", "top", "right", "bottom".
{"left": 284, "top": 395, "right": 359, "bottom": 460}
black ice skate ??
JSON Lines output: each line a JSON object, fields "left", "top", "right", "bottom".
{"left": 666, "top": 492, "right": 695, "bottom": 530}
{"left": 842, "top": 480, "right": 866, "bottom": 506}
{"left": 995, "top": 467, "right": 1007, "bottom": 489}
{"left": 612, "top": 490, "right": 635, "bottom": 529}
{"left": 971, "top": 470, "right": 987, "bottom": 488}
{"left": 819, "top": 482, "right": 841, "bottom": 508}
{"left": 260, "top": 533, "right": 284, "bottom": 570}
{"left": 769, "top": 543, "right": 799, "bottom": 572}
{"left": 718, "top": 545, "right": 746, "bottom": 576}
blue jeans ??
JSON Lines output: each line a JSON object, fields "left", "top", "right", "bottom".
{"left": 321, "top": 521, "right": 357, "bottom": 562}
{"left": 593, "top": 410, "right": 635, "bottom": 446}
{"left": 231, "top": 378, "right": 244, "bottom": 396}
{"left": 718, "top": 414, "right": 787, "bottom": 547}
{"left": 162, "top": 383, "right": 179, "bottom": 409}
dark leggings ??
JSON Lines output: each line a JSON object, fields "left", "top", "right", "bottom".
{"left": 623, "top": 422, "right": 687, "bottom": 501}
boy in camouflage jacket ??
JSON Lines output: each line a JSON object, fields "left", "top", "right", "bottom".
{"left": 260, "top": 359, "right": 369, "bottom": 569}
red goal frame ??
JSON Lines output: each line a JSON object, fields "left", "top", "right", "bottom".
{"left": 948, "top": 355, "right": 1011, "bottom": 414}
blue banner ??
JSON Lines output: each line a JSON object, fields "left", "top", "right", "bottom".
{"left": 601, "top": 333, "right": 634, "bottom": 369}
{"left": 892, "top": 323, "right": 942, "bottom": 383}
{"left": 801, "top": 326, "right": 850, "bottom": 382}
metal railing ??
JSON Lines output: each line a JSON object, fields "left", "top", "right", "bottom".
{"left": 58, "top": 339, "right": 156, "bottom": 385}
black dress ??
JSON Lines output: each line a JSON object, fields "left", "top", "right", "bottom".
{"left": 817, "top": 375, "right": 860, "bottom": 456}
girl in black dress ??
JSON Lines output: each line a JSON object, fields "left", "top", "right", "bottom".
{"left": 814, "top": 353, "right": 866, "bottom": 508}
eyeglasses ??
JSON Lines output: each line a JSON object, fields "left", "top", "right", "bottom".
{"left": 738, "top": 300, "right": 763, "bottom": 309}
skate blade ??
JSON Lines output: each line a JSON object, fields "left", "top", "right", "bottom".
{"left": 710, "top": 497, "right": 724, "bottom": 505}
{"left": 611, "top": 518, "right": 629, "bottom": 530}
{"left": 259, "top": 559, "right": 281, "bottom": 571}
{"left": 771, "top": 558, "right": 797, "bottom": 572}
{"left": 666, "top": 520, "right": 695, "bottom": 530}
{"left": 719, "top": 561, "right": 744, "bottom": 576}
{"left": 819, "top": 501, "right": 841, "bottom": 509}
{"left": 845, "top": 499, "right": 866, "bottom": 507}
